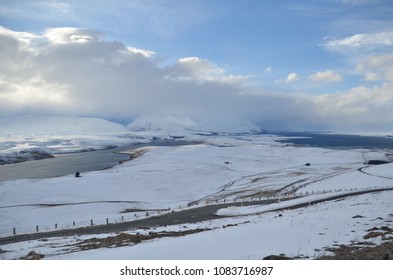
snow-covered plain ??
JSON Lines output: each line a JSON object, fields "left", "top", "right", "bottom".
{"left": 0, "top": 115, "right": 393, "bottom": 259}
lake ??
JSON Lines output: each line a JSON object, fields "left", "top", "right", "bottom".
{"left": 0, "top": 140, "right": 199, "bottom": 182}
{"left": 0, "top": 148, "right": 130, "bottom": 182}
{"left": 274, "top": 132, "right": 393, "bottom": 149}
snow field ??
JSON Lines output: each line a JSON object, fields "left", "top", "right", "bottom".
{"left": 3, "top": 189, "right": 390, "bottom": 260}
{"left": 1, "top": 131, "right": 393, "bottom": 259}
{"left": 1, "top": 139, "right": 382, "bottom": 234}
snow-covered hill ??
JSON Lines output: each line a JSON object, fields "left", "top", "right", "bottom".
{"left": 0, "top": 115, "right": 128, "bottom": 136}
{"left": 0, "top": 115, "right": 131, "bottom": 164}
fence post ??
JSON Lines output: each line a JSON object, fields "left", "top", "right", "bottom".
{"left": 13, "top": 228, "right": 16, "bottom": 235}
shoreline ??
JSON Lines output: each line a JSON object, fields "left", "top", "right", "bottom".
{"left": 0, "top": 139, "right": 203, "bottom": 181}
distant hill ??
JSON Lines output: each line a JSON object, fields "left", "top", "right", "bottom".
{"left": 127, "top": 114, "right": 263, "bottom": 134}
{"left": 0, "top": 115, "right": 128, "bottom": 135}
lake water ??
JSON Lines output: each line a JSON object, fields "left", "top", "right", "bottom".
{"left": 0, "top": 148, "right": 130, "bottom": 182}
{"left": 274, "top": 132, "right": 393, "bottom": 149}
{"left": 0, "top": 140, "right": 198, "bottom": 182}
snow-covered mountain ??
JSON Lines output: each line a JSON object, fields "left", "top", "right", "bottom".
{"left": 127, "top": 115, "right": 196, "bottom": 132}
{"left": 191, "top": 117, "right": 263, "bottom": 134}
{"left": 127, "top": 114, "right": 263, "bottom": 134}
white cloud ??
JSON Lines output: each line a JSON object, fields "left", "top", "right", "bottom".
{"left": 324, "top": 31, "right": 393, "bottom": 49}
{"left": 356, "top": 53, "right": 393, "bottom": 82}
{"left": 0, "top": 26, "right": 40, "bottom": 45}
{"left": 310, "top": 83, "right": 393, "bottom": 130}
{"left": 308, "top": 70, "right": 343, "bottom": 82}
{"left": 0, "top": 27, "right": 250, "bottom": 121}
{"left": 1, "top": 26, "right": 393, "bottom": 132}
{"left": 43, "top": 27, "right": 100, "bottom": 44}
{"left": 265, "top": 66, "right": 273, "bottom": 73}
{"left": 167, "top": 56, "right": 245, "bottom": 83}
{"left": 126, "top": 46, "right": 155, "bottom": 58}
{"left": 286, "top": 73, "right": 300, "bottom": 83}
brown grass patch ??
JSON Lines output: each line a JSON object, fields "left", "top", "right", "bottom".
{"left": 76, "top": 228, "right": 209, "bottom": 251}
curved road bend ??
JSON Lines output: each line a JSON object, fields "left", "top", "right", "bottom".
{"left": 1, "top": 187, "right": 392, "bottom": 246}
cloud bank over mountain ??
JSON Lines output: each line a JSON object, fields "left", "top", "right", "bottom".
{"left": 1, "top": 26, "right": 393, "bottom": 132}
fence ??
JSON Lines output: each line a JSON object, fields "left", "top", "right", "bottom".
{"left": 0, "top": 185, "right": 385, "bottom": 238}
{"left": 0, "top": 209, "right": 170, "bottom": 238}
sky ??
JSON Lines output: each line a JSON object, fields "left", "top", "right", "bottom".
{"left": 0, "top": 0, "right": 393, "bottom": 132}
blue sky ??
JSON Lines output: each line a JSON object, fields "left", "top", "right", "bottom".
{"left": 1, "top": 0, "right": 393, "bottom": 131}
